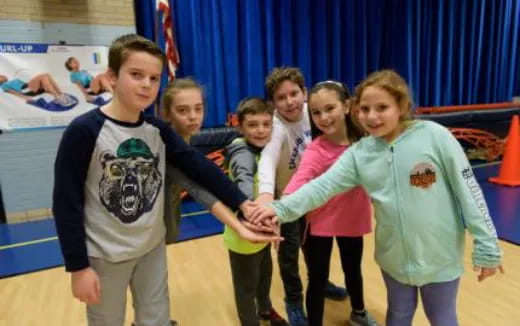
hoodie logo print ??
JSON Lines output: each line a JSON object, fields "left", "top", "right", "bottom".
{"left": 410, "top": 162, "right": 436, "bottom": 189}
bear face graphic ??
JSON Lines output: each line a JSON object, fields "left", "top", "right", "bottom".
{"left": 99, "top": 138, "right": 162, "bottom": 223}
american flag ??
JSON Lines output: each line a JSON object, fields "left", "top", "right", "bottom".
{"left": 157, "top": 0, "right": 180, "bottom": 80}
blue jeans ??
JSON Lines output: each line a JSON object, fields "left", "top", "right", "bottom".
{"left": 382, "top": 271, "right": 460, "bottom": 326}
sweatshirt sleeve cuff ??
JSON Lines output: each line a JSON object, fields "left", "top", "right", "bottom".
{"left": 258, "top": 184, "right": 274, "bottom": 196}
{"left": 270, "top": 202, "right": 291, "bottom": 224}
{"left": 64, "top": 255, "right": 90, "bottom": 272}
{"left": 229, "top": 191, "right": 248, "bottom": 211}
{"left": 472, "top": 245, "right": 502, "bottom": 268}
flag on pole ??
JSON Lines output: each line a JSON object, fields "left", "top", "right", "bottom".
{"left": 157, "top": 0, "right": 180, "bottom": 80}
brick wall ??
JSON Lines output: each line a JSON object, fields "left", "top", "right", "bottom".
{"left": 0, "top": 0, "right": 135, "bottom": 26}
{"left": 0, "top": 0, "right": 136, "bottom": 223}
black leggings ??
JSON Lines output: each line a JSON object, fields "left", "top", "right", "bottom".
{"left": 303, "top": 234, "right": 365, "bottom": 326}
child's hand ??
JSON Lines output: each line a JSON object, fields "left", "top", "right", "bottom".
{"left": 239, "top": 200, "right": 258, "bottom": 221}
{"left": 269, "top": 219, "right": 282, "bottom": 251}
{"left": 249, "top": 204, "right": 277, "bottom": 224}
{"left": 255, "top": 193, "right": 274, "bottom": 206}
{"left": 238, "top": 219, "right": 283, "bottom": 244}
{"left": 71, "top": 267, "right": 101, "bottom": 304}
{"left": 473, "top": 265, "right": 504, "bottom": 282}
{"left": 243, "top": 215, "right": 279, "bottom": 233}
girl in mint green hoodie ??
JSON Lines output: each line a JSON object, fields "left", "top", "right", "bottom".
{"left": 250, "top": 70, "right": 503, "bottom": 326}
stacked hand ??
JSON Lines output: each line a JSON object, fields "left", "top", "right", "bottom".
{"left": 238, "top": 196, "right": 283, "bottom": 249}
{"left": 238, "top": 199, "right": 283, "bottom": 248}
{"left": 249, "top": 203, "right": 278, "bottom": 225}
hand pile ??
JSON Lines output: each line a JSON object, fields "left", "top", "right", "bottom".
{"left": 238, "top": 199, "right": 283, "bottom": 248}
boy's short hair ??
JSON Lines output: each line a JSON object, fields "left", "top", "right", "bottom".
{"left": 236, "top": 97, "right": 274, "bottom": 125}
{"left": 264, "top": 67, "right": 305, "bottom": 100}
{"left": 108, "top": 34, "right": 166, "bottom": 76}
{"left": 64, "top": 57, "right": 74, "bottom": 71}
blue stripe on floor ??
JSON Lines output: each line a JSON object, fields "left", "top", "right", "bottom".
{"left": 177, "top": 212, "right": 223, "bottom": 242}
{"left": 0, "top": 239, "right": 63, "bottom": 277}
{"left": 0, "top": 219, "right": 56, "bottom": 246}
{"left": 0, "top": 201, "right": 223, "bottom": 278}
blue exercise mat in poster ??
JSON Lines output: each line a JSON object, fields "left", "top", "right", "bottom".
{"left": 0, "top": 43, "right": 113, "bottom": 131}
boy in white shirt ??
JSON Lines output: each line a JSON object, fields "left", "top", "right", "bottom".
{"left": 256, "top": 67, "right": 347, "bottom": 326}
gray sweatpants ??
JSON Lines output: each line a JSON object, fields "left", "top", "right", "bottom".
{"left": 86, "top": 241, "right": 171, "bottom": 326}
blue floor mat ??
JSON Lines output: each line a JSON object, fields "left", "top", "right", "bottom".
{"left": 473, "top": 164, "right": 520, "bottom": 245}
{"left": 0, "top": 201, "right": 222, "bottom": 278}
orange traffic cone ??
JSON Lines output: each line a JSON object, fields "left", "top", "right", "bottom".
{"left": 489, "top": 115, "right": 520, "bottom": 186}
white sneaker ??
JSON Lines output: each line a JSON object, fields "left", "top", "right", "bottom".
{"left": 55, "top": 94, "right": 73, "bottom": 106}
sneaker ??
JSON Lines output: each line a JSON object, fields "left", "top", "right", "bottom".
{"left": 56, "top": 94, "right": 79, "bottom": 107}
{"left": 259, "top": 308, "right": 289, "bottom": 326}
{"left": 54, "top": 94, "right": 71, "bottom": 106}
{"left": 324, "top": 281, "right": 348, "bottom": 301}
{"left": 348, "top": 311, "right": 378, "bottom": 326}
{"left": 285, "top": 303, "right": 308, "bottom": 326}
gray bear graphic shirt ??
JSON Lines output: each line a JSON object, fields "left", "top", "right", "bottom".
{"left": 53, "top": 108, "right": 246, "bottom": 271}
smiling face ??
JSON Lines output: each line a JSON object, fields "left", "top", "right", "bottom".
{"left": 108, "top": 50, "right": 163, "bottom": 115}
{"left": 168, "top": 87, "right": 205, "bottom": 139}
{"left": 272, "top": 80, "right": 306, "bottom": 122}
{"left": 308, "top": 88, "right": 349, "bottom": 141}
{"left": 239, "top": 112, "right": 273, "bottom": 148}
{"left": 357, "top": 85, "right": 405, "bottom": 142}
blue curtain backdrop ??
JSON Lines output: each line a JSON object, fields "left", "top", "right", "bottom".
{"left": 135, "top": 0, "right": 520, "bottom": 127}
{"left": 134, "top": 0, "right": 170, "bottom": 116}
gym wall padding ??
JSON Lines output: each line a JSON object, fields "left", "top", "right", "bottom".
{"left": 191, "top": 127, "right": 240, "bottom": 154}
{"left": 418, "top": 106, "right": 520, "bottom": 138}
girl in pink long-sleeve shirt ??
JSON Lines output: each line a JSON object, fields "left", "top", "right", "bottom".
{"left": 284, "top": 81, "right": 376, "bottom": 326}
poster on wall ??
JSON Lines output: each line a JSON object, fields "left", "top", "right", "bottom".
{"left": 0, "top": 43, "right": 112, "bottom": 131}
